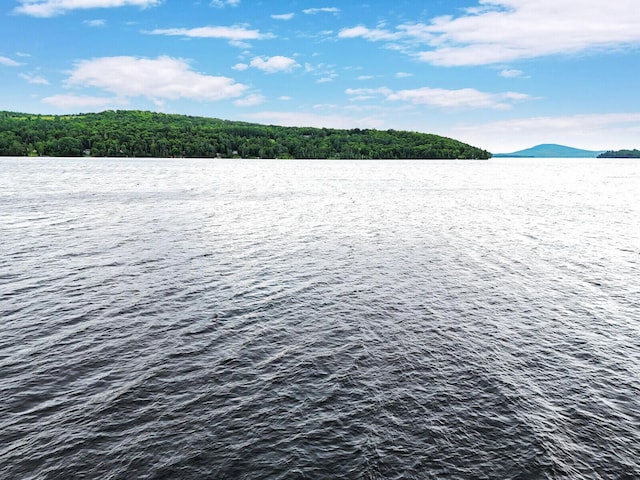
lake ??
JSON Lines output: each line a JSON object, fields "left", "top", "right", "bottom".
{"left": 1, "top": 157, "right": 639, "bottom": 479}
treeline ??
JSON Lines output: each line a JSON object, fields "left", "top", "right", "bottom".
{"left": 0, "top": 110, "right": 491, "bottom": 159}
{"left": 597, "top": 149, "right": 640, "bottom": 158}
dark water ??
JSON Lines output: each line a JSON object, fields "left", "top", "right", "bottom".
{"left": 1, "top": 157, "right": 639, "bottom": 479}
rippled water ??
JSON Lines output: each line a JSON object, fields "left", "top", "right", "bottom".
{"left": 1, "top": 157, "right": 639, "bottom": 479}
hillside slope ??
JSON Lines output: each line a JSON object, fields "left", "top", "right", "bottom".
{"left": 0, "top": 110, "right": 491, "bottom": 159}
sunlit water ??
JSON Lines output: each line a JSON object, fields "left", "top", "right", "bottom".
{"left": 1, "top": 157, "right": 639, "bottom": 479}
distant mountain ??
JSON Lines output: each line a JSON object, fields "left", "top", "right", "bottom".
{"left": 494, "top": 144, "right": 605, "bottom": 158}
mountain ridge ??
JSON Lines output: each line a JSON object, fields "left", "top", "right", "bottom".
{"left": 494, "top": 143, "right": 605, "bottom": 158}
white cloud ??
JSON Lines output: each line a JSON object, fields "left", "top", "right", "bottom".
{"left": 232, "top": 63, "right": 249, "bottom": 71}
{"left": 499, "top": 69, "right": 524, "bottom": 78}
{"left": 304, "top": 62, "right": 338, "bottom": 82}
{"left": 348, "top": 95, "right": 376, "bottom": 102}
{"left": 337, "top": 23, "right": 432, "bottom": 44}
{"left": 84, "top": 19, "right": 106, "bottom": 27}
{"left": 357, "top": 75, "right": 374, "bottom": 80}
{"left": 13, "top": 0, "right": 160, "bottom": 17}
{"left": 315, "top": 69, "right": 338, "bottom": 83}
{"left": 19, "top": 73, "right": 49, "bottom": 85}
{"left": 229, "top": 40, "right": 252, "bottom": 49}
{"left": 233, "top": 93, "right": 265, "bottom": 107}
{"left": 346, "top": 87, "right": 393, "bottom": 102}
{"left": 338, "top": 26, "right": 401, "bottom": 41}
{"left": 452, "top": 113, "right": 640, "bottom": 152}
{"left": 395, "top": 23, "right": 434, "bottom": 43}
{"left": 210, "top": 0, "right": 240, "bottom": 7}
{"left": 42, "top": 94, "right": 116, "bottom": 109}
{"left": 250, "top": 56, "right": 298, "bottom": 73}
{"left": 303, "top": 7, "right": 339, "bottom": 15}
{"left": 416, "top": 0, "right": 640, "bottom": 66}
{"left": 271, "top": 13, "right": 294, "bottom": 20}
{"left": 395, "top": 72, "right": 413, "bottom": 78}
{"left": 147, "top": 26, "right": 268, "bottom": 41}
{"left": 64, "top": 56, "right": 247, "bottom": 102}
{"left": 278, "top": 96, "right": 292, "bottom": 101}
{"left": 1, "top": 56, "right": 22, "bottom": 66}
{"left": 388, "top": 87, "right": 530, "bottom": 109}
{"left": 346, "top": 87, "right": 392, "bottom": 96}
{"left": 337, "top": 2, "right": 640, "bottom": 66}
{"left": 345, "top": 85, "right": 531, "bottom": 110}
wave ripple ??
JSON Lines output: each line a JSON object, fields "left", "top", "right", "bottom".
{"left": 1, "top": 157, "right": 639, "bottom": 479}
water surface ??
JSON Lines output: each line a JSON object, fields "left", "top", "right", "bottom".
{"left": 1, "top": 157, "right": 639, "bottom": 479}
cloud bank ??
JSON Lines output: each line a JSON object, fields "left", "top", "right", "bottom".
{"left": 20, "top": 73, "right": 50, "bottom": 85}
{"left": 210, "top": 0, "right": 240, "bottom": 7}
{"left": 249, "top": 56, "right": 298, "bottom": 73}
{"left": 62, "top": 56, "right": 247, "bottom": 102}
{"left": 271, "top": 13, "right": 294, "bottom": 20}
{"left": 147, "top": 25, "right": 268, "bottom": 41}
{"left": 13, "top": 0, "right": 160, "bottom": 17}
{"left": 303, "top": 7, "right": 339, "bottom": 15}
{"left": 339, "top": 0, "right": 640, "bottom": 66}
{"left": 346, "top": 85, "right": 531, "bottom": 110}
{"left": 0, "top": 56, "right": 22, "bottom": 66}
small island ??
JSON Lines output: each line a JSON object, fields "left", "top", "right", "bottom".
{"left": 597, "top": 149, "right": 640, "bottom": 158}
{"left": 0, "top": 110, "right": 491, "bottom": 160}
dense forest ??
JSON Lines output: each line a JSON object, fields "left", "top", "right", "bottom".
{"left": 597, "top": 149, "right": 640, "bottom": 158}
{"left": 0, "top": 110, "right": 491, "bottom": 159}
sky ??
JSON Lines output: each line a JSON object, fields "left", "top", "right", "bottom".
{"left": 1, "top": 0, "right": 639, "bottom": 153}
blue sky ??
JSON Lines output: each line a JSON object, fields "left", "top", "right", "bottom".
{"left": 1, "top": 0, "right": 639, "bottom": 152}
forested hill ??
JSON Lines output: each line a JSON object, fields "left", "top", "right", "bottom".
{"left": 0, "top": 110, "right": 490, "bottom": 159}
{"left": 597, "top": 149, "right": 640, "bottom": 158}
